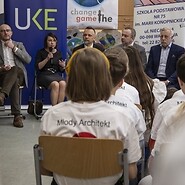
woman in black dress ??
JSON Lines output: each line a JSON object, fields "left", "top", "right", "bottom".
{"left": 35, "top": 33, "right": 66, "bottom": 105}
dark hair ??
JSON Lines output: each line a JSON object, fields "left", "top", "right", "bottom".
{"left": 85, "top": 26, "right": 96, "bottom": 34}
{"left": 123, "top": 27, "right": 136, "bottom": 40}
{"left": 66, "top": 48, "right": 112, "bottom": 102}
{"left": 104, "top": 47, "right": 128, "bottom": 87}
{"left": 177, "top": 53, "right": 185, "bottom": 83}
{"left": 124, "top": 46, "right": 155, "bottom": 125}
{"left": 44, "top": 32, "right": 58, "bottom": 48}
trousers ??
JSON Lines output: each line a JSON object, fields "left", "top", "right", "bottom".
{"left": 0, "top": 66, "right": 24, "bottom": 115}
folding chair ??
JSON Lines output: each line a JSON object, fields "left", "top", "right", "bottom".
{"left": 0, "top": 85, "right": 25, "bottom": 119}
{"left": 137, "top": 139, "right": 146, "bottom": 179}
{"left": 33, "top": 136, "right": 129, "bottom": 185}
{"left": 33, "top": 71, "right": 45, "bottom": 120}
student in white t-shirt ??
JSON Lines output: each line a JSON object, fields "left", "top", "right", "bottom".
{"left": 115, "top": 82, "right": 140, "bottom": 105}
{"left": 104, "top": 47, "right": 146, "bottom": 141}
{"left": 40, "top": 48, "right": 141, "bottom": 185}
{"left": 139, "top": 53, "right": 185, "bottom": 185}
{"left": 149, "top": 89, "right": 185, "bottom": 150}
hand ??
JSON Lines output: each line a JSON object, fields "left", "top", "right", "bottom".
{"left": 162, "top": 80, "right": 170, "bottom": 86}
{"left": 0, "top": 65, "right": 11, "bottom": 72}
{"left": 47, "top": 52, "right": 53, "bottom": 59}
{"left": 4, "top": 65, "right": 11, "bottom": 71}
{"left": 59, "top": 59, "right": 66, "bottom": 68}
{"left": 4, "top": 40, "right": 14, "bottom": 49}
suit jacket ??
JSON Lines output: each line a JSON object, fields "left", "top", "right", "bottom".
{"left": 145, "top": 43, "right": 185, "bottom": 89}
{"left": 72, "top": 42, "right": 105, "bottom": 53}
{"left": 0, "top": 40, "right": 31, "bottom": 87}
{"left": 116, "top": 42, "right": 147, "bottom": 69}
{"left": 133, "top": 43, "right": 147, "bottom": 69}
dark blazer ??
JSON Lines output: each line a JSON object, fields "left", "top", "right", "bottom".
{"left": 133, "top": 43, "right": 147, "bottom": 69}
{"left": 145, "top": 43, "right": 185, "bottom": 89}
{"left": 115, "top": 42, "right": 147, "bottom": 69}
{"left": 72, "top": 42, "right": 105, "bottom": 53}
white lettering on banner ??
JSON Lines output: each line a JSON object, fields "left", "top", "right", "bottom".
{"left": 56, "top": 119, "right": 111, "bottom": 128}
{"left": 14, "top": 8, "right": 57, "bottom": 30}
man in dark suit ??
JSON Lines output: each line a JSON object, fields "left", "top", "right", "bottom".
{"left": 145, "top": 27, "right": 185, "bottom": 89}
{"left": 72, "top": 26, "right": 105, "bottom": 53}
{"left": 0, "top": 24, "right": 31, "bottom": 128}
{"left": 116, "top": 26, "right": 147, "bottom": 69}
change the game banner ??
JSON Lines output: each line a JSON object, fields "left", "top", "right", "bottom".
{"left": 67, "top": 0, "right": 118, "bottom": 29}
{"left": 4, "top": 0, "right": 67, "bottom": 104}
{"left": 134, "top": 1, "right": 185, "bottom": 55}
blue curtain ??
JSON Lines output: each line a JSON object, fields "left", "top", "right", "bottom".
{"left": 4, "top": 0, "right": 67, "bottom": 104}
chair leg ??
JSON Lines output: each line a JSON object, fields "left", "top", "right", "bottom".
{"left": 33, "top": 144, "right": 42, "bottom": 185}
{"left": 19, "top": 86, "right": 26, "bottom": 119}
{"left": 34, "top": 76, "right": 42, "bottom": 120}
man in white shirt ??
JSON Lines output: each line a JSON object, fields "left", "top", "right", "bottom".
{"left": 72, "top": 26, "right": 105, "bottom": 53}
{"left": 115, "top": 27, "right": 147, "bottom": 69}
{"left": 0, "top": 24, "right": 31, "bottom": 127}
{"left": 146, "top": 27, "right": 185, "bottom": 89}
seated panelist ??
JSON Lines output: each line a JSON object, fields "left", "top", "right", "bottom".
{"left": 35, "top": 32, "right": 66, "bottom": 106}
{"left": 0, "top": 23, "right": 31, "bottom": 128}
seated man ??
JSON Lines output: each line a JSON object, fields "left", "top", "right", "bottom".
{"left": 0, "top": 24, "right": 31, "bottom": 128}
{"left": 145, "top": 27, "right": 185, "bottom": 89}
{"left": 72, "top": 26, "right": 105, "bottom": 53}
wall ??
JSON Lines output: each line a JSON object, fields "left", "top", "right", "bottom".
{"left": 118, "top": 0, "right": 134, "bottom": 30}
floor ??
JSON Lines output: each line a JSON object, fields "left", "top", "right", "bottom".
{"left": 0, "top": 108, "right": 52, "bottom": 185}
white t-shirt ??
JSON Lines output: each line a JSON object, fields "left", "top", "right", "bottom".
{"left": 152, "top": 105, "right": 185, "bottom": 185}
{"left": 115, "top": 82, "right": 140, "bottom": 104}
{"left": 152, "top": 79, "right": 167, "bottom": 111}
{"left": 151, "top": 90, "right": 185, "bottom": 140}
{"left": 107, "top": 95, "right": 146, "bottom": 140}
{"left": 41, "top": 100, "right": 141, "bottom": 185}
{"left": 152, "top": 102, "right": 185, "bottom": 157}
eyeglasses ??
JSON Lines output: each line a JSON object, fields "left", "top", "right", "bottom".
{"left": 83, "top": 34, "right": 93, "bottom": 37}
{"left": 0, "top": 29, "right": 12, "bottom": 33}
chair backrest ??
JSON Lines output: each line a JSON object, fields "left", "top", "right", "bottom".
{"left": 34, "top": 136, "right": 129, "bottom": 185}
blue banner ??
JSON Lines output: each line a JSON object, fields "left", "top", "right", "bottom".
{"left": 4, "top": 0, "right": 67, "bottom": 104}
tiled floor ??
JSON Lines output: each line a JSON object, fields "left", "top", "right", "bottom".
{"left": 0, "top": 110, "right": 52, "bottom": 185}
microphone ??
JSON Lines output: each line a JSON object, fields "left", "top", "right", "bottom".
{"left": 49, "top": 47, "right": 53, "bottom": 65}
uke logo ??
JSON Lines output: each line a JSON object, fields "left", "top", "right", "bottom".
{"left": 74, "top": 0, "right": 104, "bottom": 7}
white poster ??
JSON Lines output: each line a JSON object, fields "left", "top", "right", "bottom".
{"left": 0, "top": 0, "right": 4, "bottom": 24}
{"left": 67, "top": 0, "right": 118, "bottom": 29}
{"left": 0, "top": 0, "right": 4, "bottom": 14}
{"left": 134, "top": 1, "right": 185, "bottom": 55}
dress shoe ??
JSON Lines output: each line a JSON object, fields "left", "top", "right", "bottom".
{"left": 0, "top": 92, "right": 5, "bottom": 106}
{"left": 13, "top": 115, "right": 23, "bottom": 128}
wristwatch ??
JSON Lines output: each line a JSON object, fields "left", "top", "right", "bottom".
{"left": 166, "top": 80, "right": 170, "bottom": 85}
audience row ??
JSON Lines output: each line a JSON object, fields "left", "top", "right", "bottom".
{"left": 0, "top": 23, "right": 185, "bottom": 185}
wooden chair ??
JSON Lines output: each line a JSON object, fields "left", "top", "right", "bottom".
{"left": 33, "top": 136, "right": 129, "bottom": 185}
